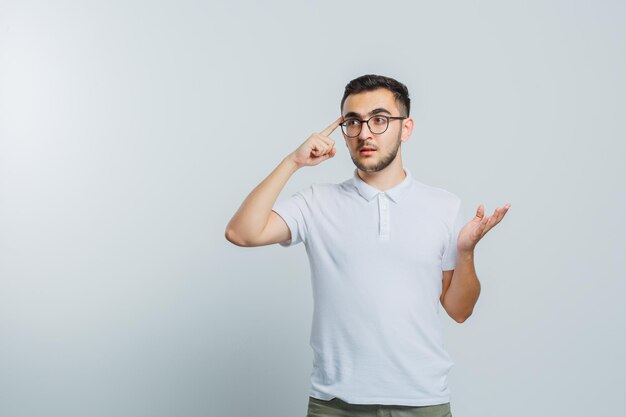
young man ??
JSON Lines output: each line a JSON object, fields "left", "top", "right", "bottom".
{"left": 225, "top": 74, "right": 510, "bottom": 417}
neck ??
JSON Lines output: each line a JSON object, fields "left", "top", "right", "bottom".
{"left": 356, "top": 157, "right": 406, "bottom": 191}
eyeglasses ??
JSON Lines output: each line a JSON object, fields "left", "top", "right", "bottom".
{"left": 340, "top": 115, "right": 406, "bottom": 138}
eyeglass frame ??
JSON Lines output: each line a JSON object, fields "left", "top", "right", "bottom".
{"left": 339, "top": 114, "right": 407, "bottom": 138}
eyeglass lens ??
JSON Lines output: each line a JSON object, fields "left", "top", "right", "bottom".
{"left": 342, "top": 116, "right": 389, "bottom": 137}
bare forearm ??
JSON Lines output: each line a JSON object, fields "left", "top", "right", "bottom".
{"left": 225, "top": 117, "right": 340, "bottom": 245}
{"left": 444, "top": 250, "right": 481, "bottom": 322}
{"left": 226, "top": 155, "right": 299, "bottom": 242}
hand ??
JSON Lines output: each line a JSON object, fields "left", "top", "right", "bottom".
{"left": 457, "top": 203, "right": 511, "bottom": 253}
{"left": 289, "top": 116, "right": 341, "bottom": 168}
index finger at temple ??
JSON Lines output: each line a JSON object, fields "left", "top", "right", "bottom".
{"left": 320, "top": 116, "right": 343, "bottom": 136}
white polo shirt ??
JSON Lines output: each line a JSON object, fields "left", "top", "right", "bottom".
{"left": 272, "top": 167, "right": 465, "bottom": 406}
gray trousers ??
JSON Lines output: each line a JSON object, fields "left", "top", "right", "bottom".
{"left": 306, "top": 396, "right": 453, "bottom": 417}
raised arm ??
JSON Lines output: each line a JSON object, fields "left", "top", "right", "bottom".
{"left": 441, "top": 203, "right": 511, "bottom": 322}
{"left": 225, "top": 117, "right": 342, "bottom": 247}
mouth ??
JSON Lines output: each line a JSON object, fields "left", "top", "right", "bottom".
{"left": 359, "top": 147, "right": 377, "bottom": 156}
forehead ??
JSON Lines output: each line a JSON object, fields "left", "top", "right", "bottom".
{"left": 342, "top": 88, "right": 399, "bottom": 116}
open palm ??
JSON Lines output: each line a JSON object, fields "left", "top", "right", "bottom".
{"left": 457, "top": 203, "right": 511, "bottom": 253}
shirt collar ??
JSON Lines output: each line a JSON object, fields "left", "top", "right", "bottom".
{"left": 351, "top": 168, "right": 413, "bottom": 203}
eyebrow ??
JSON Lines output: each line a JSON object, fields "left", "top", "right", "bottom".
{"left": 343, "top": 107, "right": 392, "bottom": 119}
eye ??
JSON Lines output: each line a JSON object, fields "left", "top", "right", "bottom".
{"left": 344, "top": 119, "right": 360, "bottom": 126}
{"left": 372, "top": 116, "right": 387, "bottom": 125}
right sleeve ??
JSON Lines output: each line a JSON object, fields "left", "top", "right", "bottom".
{"left": 271, "top": 186, "right": 313, "bottom": 247}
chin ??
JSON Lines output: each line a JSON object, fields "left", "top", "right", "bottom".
{"left": 351, "top": 152, "right": 394, "bottom": 173}
{"left": 358, "top": 164, "right": 381, "bottom": 173}
{"left": 352, "top": 159, "right": 384, "bottom": 173}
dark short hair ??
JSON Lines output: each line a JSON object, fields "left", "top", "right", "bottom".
{"left": 340, "top": 74, "right": 411, "bottom": 116}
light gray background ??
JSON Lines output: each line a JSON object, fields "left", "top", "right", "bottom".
{"left": 1, "top": 1, "right": 625, "bottom": 416}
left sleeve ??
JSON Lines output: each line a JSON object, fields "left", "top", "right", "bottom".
{"left": 441, "top": 199, "right": 465, "bottom": 271}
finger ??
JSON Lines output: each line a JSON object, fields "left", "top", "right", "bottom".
{"left": 491, "top": 207, "right": 503, "bottom": 223}
{"left": 311, "top": 146, "right": 325, "bottom": 157}
{"left": 492, "top": 205, "right": 510, "bottom": 223}
{"left": 483, "top": 210, "right": 506, "bottom": 236}
{"left": 320, "top": 116, "right": 343, "bottom": 137}
{"left": 311, "top": 141, "right": 331, "bottom": 156}
{"left": 484, "top": 215, "right": 497, "bottom": 233}
{"left": 479, "top": 215, "right": 491, "bottom": 236}
{"left": 315, "top": 139, "right": 331, "bottom": 155}
{"left": 494, "top": 203, "right": 511, "bottom": 219}
{"left": 476, "top": 214, "right": 488, "bottom": 230}
{"left": 474, "top": 217, "right": 487, "bottom": 238}
{"left": 315, "top": 133, "right": 335, "bottom": 149}
{"left": 317, "top": 146, "right": 336, "bottom": 161}
{"left": 475, "top": 204, "right": 485, "bottom": 219}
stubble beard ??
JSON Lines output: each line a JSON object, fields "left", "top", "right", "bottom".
{"left": 350, "top": 132, "right": 402, "bottom": 173}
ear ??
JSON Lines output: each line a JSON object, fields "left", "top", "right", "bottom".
{"left": 401, "top": 117, "right": 414, "bottom": 142}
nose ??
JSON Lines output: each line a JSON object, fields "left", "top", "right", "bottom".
{"left": 357, "top": 120, "right": 373, "bottom": 141}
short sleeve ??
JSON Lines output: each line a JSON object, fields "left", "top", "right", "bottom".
{"left": 271, "top": 186, "right": 313, "bottom": 247}
{"left": 441, "top": 200, "right": 465, "bottom": 271}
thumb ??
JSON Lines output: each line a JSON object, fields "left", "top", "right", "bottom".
{"left": 475, "top": 204, "right": 484, "bottom": 219}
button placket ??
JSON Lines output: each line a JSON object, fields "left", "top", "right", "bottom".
{"left": 378, "top": 193, "right": 390, "bottom": 241}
